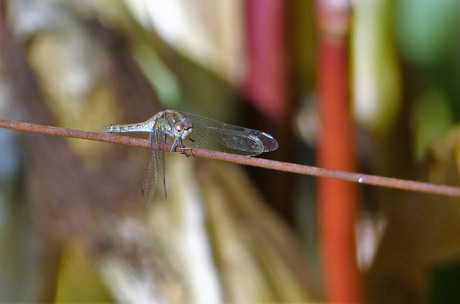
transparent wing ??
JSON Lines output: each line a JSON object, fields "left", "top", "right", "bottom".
{"left": 141, "top": 119, "right": 170, "bottom": 206}
{"left": 155, "top": 129, "right": 167, "bottom": 198}
{"left": 180, "top": 111, "right": 278, "bottom": 156}
{"left": 141, "top": 131, "right": 158, "bottom": 207}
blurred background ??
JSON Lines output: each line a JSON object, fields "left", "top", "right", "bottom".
{"left": 0, "top": 0, "right": 459, "bottom": 303}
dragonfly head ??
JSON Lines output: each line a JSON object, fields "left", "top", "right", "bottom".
{"left": 173, "top": 118, "right": 193, "bottom": 139}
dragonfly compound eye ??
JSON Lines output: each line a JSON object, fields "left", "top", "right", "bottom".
{"left": 174, "top": 119, "right": 193, "bottom": 138}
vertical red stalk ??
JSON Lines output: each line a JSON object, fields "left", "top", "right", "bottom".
{"left": 244, "top": 0, "right": 289, "bottom": 124}
{"left": 316, "top": 0, "right": 361, "bottom": 302}
{"left": 244, "top": 0, "right": 294, "bottom": 220}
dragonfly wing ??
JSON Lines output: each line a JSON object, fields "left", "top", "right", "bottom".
{"left": 155, "top": 129, "right": 167, "bottom": 198}
{"left": 180, "top": 111, "right": 278, "bottom": 156}
{"left": 142, "top": 131, "right": 158, "bottom": 207}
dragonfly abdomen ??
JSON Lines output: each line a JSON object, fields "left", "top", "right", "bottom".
{"left": 105, "top": 122, "right": 153, "bottom": 133}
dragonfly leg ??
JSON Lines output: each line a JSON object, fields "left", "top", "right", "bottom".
{"left": 179, "top": 138, "right": 194, "bottom": 157}
{"left": 171, "top": 137, "right": 180, "bottom": 152}
{"left": 171, "top": 137, "right": 188, "bottom": 154}
{"left": 179, "top": 147, "right": 193, "bottom": 157}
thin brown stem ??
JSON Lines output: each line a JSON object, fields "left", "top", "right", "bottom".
{"left": 1, "top": 119, "right": 460, "bottom": 198}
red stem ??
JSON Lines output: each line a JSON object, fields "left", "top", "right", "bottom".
{"left": 244, "top": 0, "right": 289, "bottom": 124}
{"left": 243, "top": 0, "right": 294, "bottom": 221}
{"left": 316, "top": 0, "right": 361, "bottom": 302}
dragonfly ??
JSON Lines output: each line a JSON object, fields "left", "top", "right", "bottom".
{"left": 105, "top": 109, "right": 278, "bottom": 206}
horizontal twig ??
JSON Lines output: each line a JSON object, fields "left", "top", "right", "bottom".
{"left": 1, "top": 119, "right": 460, "bottom": 198}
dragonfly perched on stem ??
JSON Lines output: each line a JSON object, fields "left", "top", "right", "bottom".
{"left": 105, "top": 109, "right": 278, "bottom": 206}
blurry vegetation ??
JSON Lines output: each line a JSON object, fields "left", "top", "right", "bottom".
{"left": 0, "top": 0, "right": 459, "bottom": 303}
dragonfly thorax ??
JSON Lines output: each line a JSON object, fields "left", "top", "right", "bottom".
{"left": 173, "top": 118, "right": 193, "bottom": 139}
